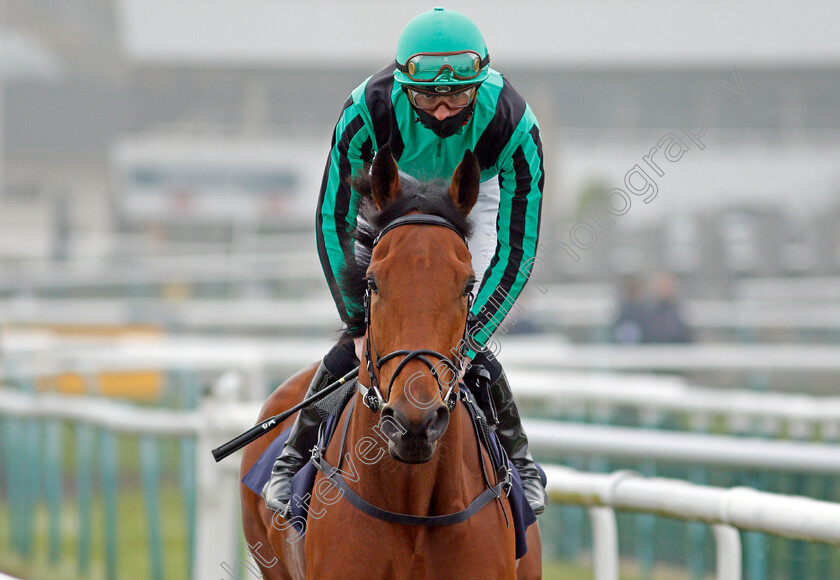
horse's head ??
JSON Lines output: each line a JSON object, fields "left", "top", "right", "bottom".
{"left": 348, "top": 145, "right": 480, "bottom": 463}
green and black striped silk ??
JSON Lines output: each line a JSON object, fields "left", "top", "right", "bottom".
{"left": 315, "top": 62, "right": 544, "bottom": 358}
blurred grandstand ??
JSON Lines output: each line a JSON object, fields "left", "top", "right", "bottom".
{"left": 1, "top": 1, "right": 839, "bottom": 297}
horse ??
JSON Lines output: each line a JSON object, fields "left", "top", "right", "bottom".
{"left": 239, "top": 146, "right": 543, "bottom": 579}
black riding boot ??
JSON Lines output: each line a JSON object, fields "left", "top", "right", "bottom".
{"left": 490, "top": 371, "right": 547, "bottom": 515}
{"left": 262, "top": 361, "right": 337, "bottom": 516}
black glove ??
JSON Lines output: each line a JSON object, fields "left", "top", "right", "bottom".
{"left": 464, "top": 363, "right": 498, "bottom": 426}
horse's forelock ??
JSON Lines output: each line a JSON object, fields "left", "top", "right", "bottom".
{"left": 352, "top": 169, "right": 473, "bottom": 248}
{"left": 339, "top": 170, "right": 474, "bottom": 338}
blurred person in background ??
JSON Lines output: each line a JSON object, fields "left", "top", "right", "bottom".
{"left": 612, "top": 272, "right": 693, "bottom": 344}
{"left": 262, "top": 7, "right": 547, "bottom": 517}
{"left": 645, "top": 271, "right": 692, "bottom": 344}
{"left": 612, "top": 275, "right": 648, "bottom": 344}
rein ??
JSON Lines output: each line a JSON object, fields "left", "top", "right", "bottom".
{"left": 357, "top": 214, "right": 473, "bottom": 413}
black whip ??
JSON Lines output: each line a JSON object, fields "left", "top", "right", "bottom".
{"left": 211, "top": 366, "right": 359, "bottom": 462}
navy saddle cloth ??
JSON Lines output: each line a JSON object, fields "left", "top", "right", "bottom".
{"left": 242, "top": 385, "right": 545, "bottom": 559}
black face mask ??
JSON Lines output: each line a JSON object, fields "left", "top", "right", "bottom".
{"left": 414, "top": 103, "right": 475, "bottom": 138}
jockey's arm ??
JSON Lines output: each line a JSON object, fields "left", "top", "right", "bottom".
{"left": 315, "top": 99, "right": 375, "bottom": 329}
{"left": 465, "top": 113, "right": 544, "bottom": 359}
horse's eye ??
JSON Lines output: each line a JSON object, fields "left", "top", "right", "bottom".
{"left": 463, "top": 279, "right": 476, "bottom": 296}
{"left": 367, "top": 277, "right": 379, "bottom": 294}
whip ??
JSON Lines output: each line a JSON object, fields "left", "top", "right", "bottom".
{"left": 211, "top": 366, "right": 359, "bottom": 462}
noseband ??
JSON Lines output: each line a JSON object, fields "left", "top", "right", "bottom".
{"left": 357, "top": 214, "right": 473, "bottom": 413}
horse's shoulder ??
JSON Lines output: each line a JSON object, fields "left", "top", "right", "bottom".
{"left": 259, "top": 361, "right": 320, "bottom": 422}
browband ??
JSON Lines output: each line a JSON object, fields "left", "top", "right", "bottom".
{"left": 372, "top": 214, "right": 466, "bottom": 247}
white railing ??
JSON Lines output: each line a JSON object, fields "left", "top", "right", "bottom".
{"left": 734, "top": 276, "right": 840, "bottom": 302}
{"left": 3, "top": 387, "right": 840, "bottom": 580}
{"left": 4, "top": 387, "right": 839, "bottom": 476}
{"left": 0, "top": 387, "right": 202, "bottom": 435}
{"left": 10, "top": 332, "right": 840, "bottom": 376}
{"left": 499, "top": 336, "right": 840, "bottom": 372}
{"left": 3, "top": 251, "right": 319, "bottom": 279}
{"left": 6, "top": 332, "right": 840, "bottom": 425}
{"left": 0, "top": 387, "right": 259, "bottom": 580}
{"left": 3, "top": 296, "right": 840, "bottom": 332}
{"left": 511, "top": 369, "right": 840, "bottom": 421}
{"left": 6, "top": 332, "right": 840, "bottom": 388}
{"left": 544, "top": 464, "right": 840, "bottom": 580}
{"left": 0, "top": 334, "right": 333, "bottom": 400}
{"left": 0, "top": 297, "right": 336, "bottom": 329}
{"left": 524, "top": 420, "right": 840, "bottom": 473}
{"left": 510, "top": 369, "right": 840, "bottom": 438}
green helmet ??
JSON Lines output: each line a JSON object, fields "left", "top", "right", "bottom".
{"left": 394, "top": 7, "right": 490, "bottom": 88}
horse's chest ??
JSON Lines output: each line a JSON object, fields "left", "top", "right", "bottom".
{"left": 305, "top": 504, "right": 516, "bottom": 579}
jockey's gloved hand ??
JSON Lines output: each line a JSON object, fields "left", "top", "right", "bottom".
{"left": 464, "top": 364, "right": 498, "bottom": 425}
{"left": 263, "top": 456, "right": 296, "bottom": 518}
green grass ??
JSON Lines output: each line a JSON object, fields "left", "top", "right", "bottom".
{"left": 1, "top": 549, "right": 692, "bottom": 580}
{"left": 0, "top": 480, "right": 188, "bottom": 580}
{"left": 543, "top": 559, "right": 711, "bottom": 580}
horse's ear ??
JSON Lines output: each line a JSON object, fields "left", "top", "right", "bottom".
{"left": 370, "top": 144, "right": 401, "bottom": 210}
{"left": 449, "top": 150, "right": 480, "bottom": 215}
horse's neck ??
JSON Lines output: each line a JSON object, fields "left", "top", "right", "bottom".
{"left": 343, "top": 396, "right": 479, "bottom": 514}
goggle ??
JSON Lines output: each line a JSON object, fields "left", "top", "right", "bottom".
{"left": 396, "top": 50, "right": 490, "bottom": 83}
{"left": 406, "top": 86, "right": 476, "bottom": 111}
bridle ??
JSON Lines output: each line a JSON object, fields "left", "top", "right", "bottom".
{"left": 315, "top": 215, "right": 512, "bottom": 528}
{"left": 356, "top": 214, "right": 474, "bottom": 413}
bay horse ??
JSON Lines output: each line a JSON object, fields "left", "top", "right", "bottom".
{"left": 240, "top": 146, "right": 542, "bottom": 579}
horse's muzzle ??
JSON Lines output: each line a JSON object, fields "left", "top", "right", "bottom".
{"left": 379, "top": 404, "right": 450, "bottom": 464}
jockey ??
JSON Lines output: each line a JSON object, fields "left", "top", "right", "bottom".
{"left": 263, "top": 7, "right": 547, "bottom": 517}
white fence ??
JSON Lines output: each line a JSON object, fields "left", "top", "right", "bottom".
{"left": 512, "top": 368, "right": 840, "bottom": 419}
{"left": 3, "top": 295, "right": 840, "bottom": 332}
{"left": 510, "top": 368, "right": 840, "bottom": 438}
{"left": 3, "top": 332, "right": 840, "bottom": 578}
{"left": 3, "top": 275, "right": 840, "bottom": 334}
{"left": 3, "top": 386, "right": 840, "bottom": 579}
{"left": 5, "top": 333, "right": 840, "bottom": 396}
{"left": 543, "top": 464, "right": 840, "bottom": 580}
{"left": 526, "top": 420, "right": 840, "bottom": 473}
{"left": 499, "top": 336, "right": 840, "bottom": 373}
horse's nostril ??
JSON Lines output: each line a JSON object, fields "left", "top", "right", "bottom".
{"left": 379, "top": 407, "right": 406, "bottom": 443}
{"left": 425, "top": 406, "right": 450, "bottom": 441}
{"left": 380, "top": 404, "right": 449, "bottom": 446}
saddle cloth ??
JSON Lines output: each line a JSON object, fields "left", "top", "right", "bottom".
{"left": 242, "top": 385, "right": 543, "bottom": 559}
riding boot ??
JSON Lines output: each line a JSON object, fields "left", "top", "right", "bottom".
{"left": 489, "top": 370, "right": 548, "bottom": 515}
{"left": 262, "top": 361, "right": 337, "bottom": 516}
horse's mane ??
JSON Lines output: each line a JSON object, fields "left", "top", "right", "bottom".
{"left": 339, "top": 171, "right": 474, "bottom": 338}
